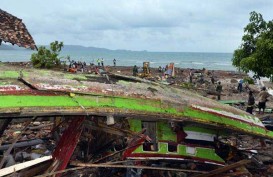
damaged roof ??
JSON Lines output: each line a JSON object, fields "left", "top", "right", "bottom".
{"left": 0, "top": 9, "right": 36, "bottom": 50}
{"left": 0, "top": 64, "right": 272, "bottom": 139}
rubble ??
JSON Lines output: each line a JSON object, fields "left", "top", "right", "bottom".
{"left": 0, "top": 63, "right": 273, "bottom": 176}
{"left": 0, "top": 9, "right": 37, "bottom": 50}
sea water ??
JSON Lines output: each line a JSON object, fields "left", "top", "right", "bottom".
{"left": 0, "top": 49, "right": 235, "bottom": 71}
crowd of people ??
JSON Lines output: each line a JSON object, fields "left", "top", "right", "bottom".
{"left": 66, "top": 58, "right": 272, "bottom": 115}
{"left": 186, "top": 68, "right": 272, "bottom": 115}
{"left": 67, "top": 58, "right": 118, "bottom": 74}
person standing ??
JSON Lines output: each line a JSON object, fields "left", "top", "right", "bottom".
{"left": 113, "top": 58, "right": 116, "bottom": 67}
{"left": 211, "top": 70, "right": 215, "bottom": 84}
{"left": 216, "top": 81, "right": 222, "bottom": 100}
{"left": 97, "top": 58, "right": 101, "bottom": 66}
{"left": 133, "top": 65, "right": 138, "bottom": 76}
{"left": 258, "top": 87, "right": 271, "bottom": 114}
{"left": 211, "top": 76, "right": 215, "bottom": 84}
{"left": 189, "top": 69, "right": 193, "bottom": 83}
{"left": 237, "top": 79, "right": 243, "bottom": 93}
{"left": 101, "top": 58, "right": 104, "bottom": 67}
{"left": 246, "top": 91, "right": 255, "bottom": 114}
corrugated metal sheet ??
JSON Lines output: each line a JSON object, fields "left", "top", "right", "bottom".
{"left": 0, "top": 9, "right": 36, "bottom": 50}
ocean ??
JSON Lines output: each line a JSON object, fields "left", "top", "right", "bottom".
{"left": 0, "top": 49, "right": 235, "bottom": 71}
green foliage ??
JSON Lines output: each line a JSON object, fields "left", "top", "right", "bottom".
{"left": 31, "top": 41, "right": 64, "bottom": 68}
{"left": 232, "top": 11, "right": 273, "bottom": 78}
{"left": 243, "top": 77, "right": 254, "bottom": 84}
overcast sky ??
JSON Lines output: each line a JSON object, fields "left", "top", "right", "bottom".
{"left": 1, "top": 0, "right": 273, "bottom": 52}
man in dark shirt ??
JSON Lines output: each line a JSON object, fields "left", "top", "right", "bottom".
{"left": 113, "top": 58, "right": 116, "bottom": 66}
{"left": 216, "top": 81, "right": 222, "bottom": 100}
{"left": 258, "top": 87, "right": 271, "bottom": 114}
{"left": 246, "top": 91, "right": 255, "bottom": 114}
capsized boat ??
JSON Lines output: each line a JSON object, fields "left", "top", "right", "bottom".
{"left": 0, "top": 64, "right": 272, "bottom": 168}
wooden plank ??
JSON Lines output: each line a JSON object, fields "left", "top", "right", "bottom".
{"left": 33, "top": 166, "right": 85, "bottom": 177}
{"left": 142, "top": 121, "right": 157, "bottom": 150}
{"left": 70, "top": 161, "right": 207, "bottom": 174}
{"left": 28, "top": 123, "right": 53, "bottom": 130}
{"left": 18, "top": 161, "right": 51, "bottom": 177}
{"left": 84, "top": 124, "right": 126, "bottom": 137}
{"left": 193, "top": 160, "right": 251, "bottom": 177}
{"left": 0, "top": 156, "right": 52, "bottom": 177}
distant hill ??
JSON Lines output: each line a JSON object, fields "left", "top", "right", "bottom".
{"left": 61, "top": 45, "right": 112, "bottom": 52}
{"left": 0, "top": 44, "right": 15, "bottom": 50}
{"left": 0, "top": 43, "right": 31, "bottom": 50}
{"left": 61, "top": 45, "right": 136, "bottom": 53}
{"left": 0, "top": 43, "right": 136, "bottom": 53}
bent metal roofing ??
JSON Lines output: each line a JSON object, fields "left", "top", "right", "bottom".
{"left": 0, "top": 9, "right": 36, "bottom": 50}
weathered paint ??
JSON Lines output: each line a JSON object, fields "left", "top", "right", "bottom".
{"left": 126, "top": 119, "right": 224, "bottom": 164}
{"left": 183, "top": 107, "right": 270, "bottom": 137}
{"left": 183, "top": 126, "right": 218, "bottom": 134}
{"left": 157, "top": 121, "right": 176, "bottom": 142}
{"left": 128, "top": 119, "right": 142, "bottom": 133}
{"left": 192, "top": 105, "right": 263, "bottom": 127}
{"left": 0, "top": 71, "right": 20, "bottom": 79}
{"left": 130, "top": 142, "right": 224, "bottom": 164}
{"left": 0, "top": 94, "right": 273, "bottom": 139}
{"left": 0, "top": 95, "right": 179, "bottom": 115}
{"left": 183, "top": 126, "right": 220, "bottom": 141}
{"left": 64, "top": 73, "right": 89, "bottom": 80}
{"left": 1, "top": 65, "right": 273, "bottom": 139}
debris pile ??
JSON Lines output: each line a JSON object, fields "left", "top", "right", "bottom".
{"left": 0, "top": 63, "right": 273, "bottom": 176}
{"left": 0, "top": 9, "right": 36, "bottom": 50}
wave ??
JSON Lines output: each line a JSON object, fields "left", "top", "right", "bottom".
{"left": 191, "top": 62, "right": 204, "bottom": 65}
{"left": 215, "top": 62, "right": 231, "bottom": 66}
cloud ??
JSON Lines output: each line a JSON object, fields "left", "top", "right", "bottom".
{"left": 1, "top": 0, "right": 273, "bottom": 52}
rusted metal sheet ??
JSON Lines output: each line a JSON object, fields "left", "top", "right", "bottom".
{"left": 48, "top": 116, "right": 85, "bottom": 176}
{"left": 0, "top": 9, "right": 36, "bottom": 50}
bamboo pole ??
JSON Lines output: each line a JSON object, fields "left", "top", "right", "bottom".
{"left": 193, "top": 160, "right": 251, "bottom": 177}
{"left": 70, "top": 161, "right": 207, "bottom": 174}
{"left": 34, "top": 167, "right": 85, "bottom": 177}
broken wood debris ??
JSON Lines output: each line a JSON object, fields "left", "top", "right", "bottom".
{"left": 0, "top": 65, "right": 273, "bottom": 176}
{"left": 70, "top": 161, "right": 207, "bottom": 174}
{"left": 0, "top": 155, "right": 52, "bottom": 177}
{"left": 0, "top": 117, "right": 36, "bottom": 168}
{"left": 193, "top": 160, "right": 251, "bottom": 177}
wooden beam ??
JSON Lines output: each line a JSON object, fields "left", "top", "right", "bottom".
{"left": 92, "top": 142, "right": 143, "bottom": 163}
{"left": 84, "top": 124, "right": 126, "bottom": 137}
{"left": 18, "top": 161, "right": 51, "bottom": 177}
{"left": 32, "top": 166, "right": 85, "bottom": 177}
{"left": 70, "top": 161, "right": 207, "bottom": 174}
{"left": 0, "top": 156, "right": 52, "bottom": 177}
{"left": 193, "top": 160, "right": 251, "bottom": 177}
{"left": 28, "top": 123, "right": 53, "bottom": 130}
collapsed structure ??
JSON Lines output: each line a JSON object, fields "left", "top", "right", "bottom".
{"left": 0, "top": 64, "right": 273, "bottom": 176}
{"left": 0, "top": 8, "right": 36, "bottom": 50}
{"left": 0, "top": 7, "right": 273, "bottom": 177}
